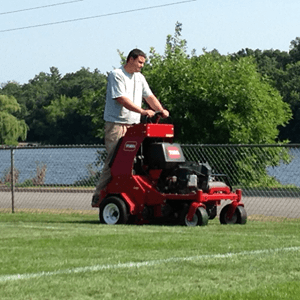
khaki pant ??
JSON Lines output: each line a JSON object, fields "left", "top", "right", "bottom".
{"left": 94, "top": 122, "right": 131, "bottom": 196}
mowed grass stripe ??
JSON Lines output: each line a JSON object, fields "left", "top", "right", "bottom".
{"left": 1, "top": 246, "right": 299, "bottom": 283}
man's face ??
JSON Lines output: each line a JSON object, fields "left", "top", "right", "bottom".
{"left": 130, "top": 56, "right": 145, "bottom": 72}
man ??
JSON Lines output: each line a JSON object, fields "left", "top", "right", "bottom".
{"left": 92, "top": 49, "right": 169, "bottom": 204}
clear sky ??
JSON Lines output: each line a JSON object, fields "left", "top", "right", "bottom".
{"left": 1, "top": 0, "right": 300, "bottom": 85}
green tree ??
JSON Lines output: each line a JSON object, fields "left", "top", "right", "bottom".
{"left": 143, "top": 23, "right": 291, "bottom": 145}
{"left": 1, "top": 67, "right": 107, "bottom": 144}
{"left": 43, "top": 67, "right": 107, "bottom": 144}
{"left": 289, "top": 37, "right": 300, "bottom": 63}
{"left": 55, "top": 67, "right": 107, "bottom": 141}
{"left": 141, "top": 23, "right": 292, "bottom": 186}
{"left": 44, "top": 91, "right": 105, "bottom": 145}
{"left": 0, "top": 95, "right": 27, "bottom": 145}
{"left": 232, "top": 40, "right": 300, "bottom": 143}
{"left": 19, "top": 67, "right": 61, "bottom": 142}
{"left": 0, "top": 81, "right": 26, "bottom": 120}
{"left": 279, "top": 61, "right": 300, "bottom": 142}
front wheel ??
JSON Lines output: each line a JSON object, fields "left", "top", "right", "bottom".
{"left": 180, "top": 206, "right": 209, "bottom": 227}
{"left": 219, "top": 204, "right": 247, "bottom": 225}
{"left": 99, "top": 196, "right": 128, "bottom": 225}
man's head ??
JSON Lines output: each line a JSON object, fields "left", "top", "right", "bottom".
{"left": 125, "top": 49, "right": 146, "bottom": 73}
{"left": 126, "top": 49, "right": 146, "bottom": 63}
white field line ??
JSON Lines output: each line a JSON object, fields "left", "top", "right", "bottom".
{"left": 1, "top": 246, "right": 299, "bottom": 283}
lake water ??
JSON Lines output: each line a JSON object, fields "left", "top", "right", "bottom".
{"left": 266, "top": 147, "right": 300, "bottom": 187}
{"left": 0, "top": 147, "right": 105, "bottom": 185}
{"left": 0, "top": 147, "right": 300, "bottom": 187}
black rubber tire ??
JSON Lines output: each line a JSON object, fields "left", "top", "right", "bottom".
{"left": 219, "top": 204, "right": 247, "bottom": 225}
{"left": 180, "top": 206, "right": 209, "bottom": 227}
{"left": 99, "top": 196, "right": 128, "bottom": 225}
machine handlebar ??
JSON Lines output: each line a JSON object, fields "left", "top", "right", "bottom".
{"left": 151, "top": 111, "right": 163, "bottom": 124}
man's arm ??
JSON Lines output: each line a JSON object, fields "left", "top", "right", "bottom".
{"left": 116, "top": 96, "right": 156, "bottom": 118}
{"left": 145, "top": 95, "right": 169, "bottom": 118}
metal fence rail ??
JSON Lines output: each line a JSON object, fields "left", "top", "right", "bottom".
{"left": 1, "top": 144, "right": 300, "bottom": 220}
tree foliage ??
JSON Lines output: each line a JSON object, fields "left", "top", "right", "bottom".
{"left": 0, "top": 95, "right": 27, "bottom": 145}
{"left": 232, "top": 38, "right": 300, "bottom": 143}
{"left": 143, "top": 23, "right": 291, "bottom": 145}
{"left": 1, "top": 67, "right": 106, "bottom": 144}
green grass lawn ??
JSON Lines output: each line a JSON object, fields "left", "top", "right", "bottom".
{"left": 0, "top": 212, "right": 300, "bottom": 300}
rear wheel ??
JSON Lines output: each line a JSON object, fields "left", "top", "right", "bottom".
{"left": 99, "top": 196, "right": 128, "bottom": 225}
{"left": 180, "top": 206, "right": 209, "bottom": 227}
{"left": 219, "top": 204, "right": 247, "bottom": 225}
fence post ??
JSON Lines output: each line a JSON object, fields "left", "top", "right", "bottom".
{"left": 11, "top": 148, "right": 15, "bottom": 213}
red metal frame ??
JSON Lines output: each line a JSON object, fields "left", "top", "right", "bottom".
{"left": 94, "top": 123, "right": 244, "bottom": 223}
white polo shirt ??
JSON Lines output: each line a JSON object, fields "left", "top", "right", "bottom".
{"left": 104, "top": 66, "right": 153, "bottom": 124}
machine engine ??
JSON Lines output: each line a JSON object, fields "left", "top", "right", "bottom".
{"left": 157, "top": 161, "right": 213, "bottom": 194}
{"left": 145, "top": 142, "right": 214, "bottom": 194}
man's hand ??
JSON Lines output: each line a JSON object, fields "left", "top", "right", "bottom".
{"left": 141, "top": 109, "right": 156, "bottom": 118}
{"left": 161, "top": 109, "right": 169, "bottom": 119}
{"left": 145, "top": 95, "right": 169, "bottom": 119}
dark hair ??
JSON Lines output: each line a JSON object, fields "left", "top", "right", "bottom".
{"left": 126, "top": 49, "right": 146, "bottom": 63}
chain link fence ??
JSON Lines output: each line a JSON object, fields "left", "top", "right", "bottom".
{"left": 1, "top": 144, "right": 300, "bottom": 221}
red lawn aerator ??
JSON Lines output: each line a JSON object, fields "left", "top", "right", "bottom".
{"left": 92, "top": 113, "right": 247, "bottom": 226}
